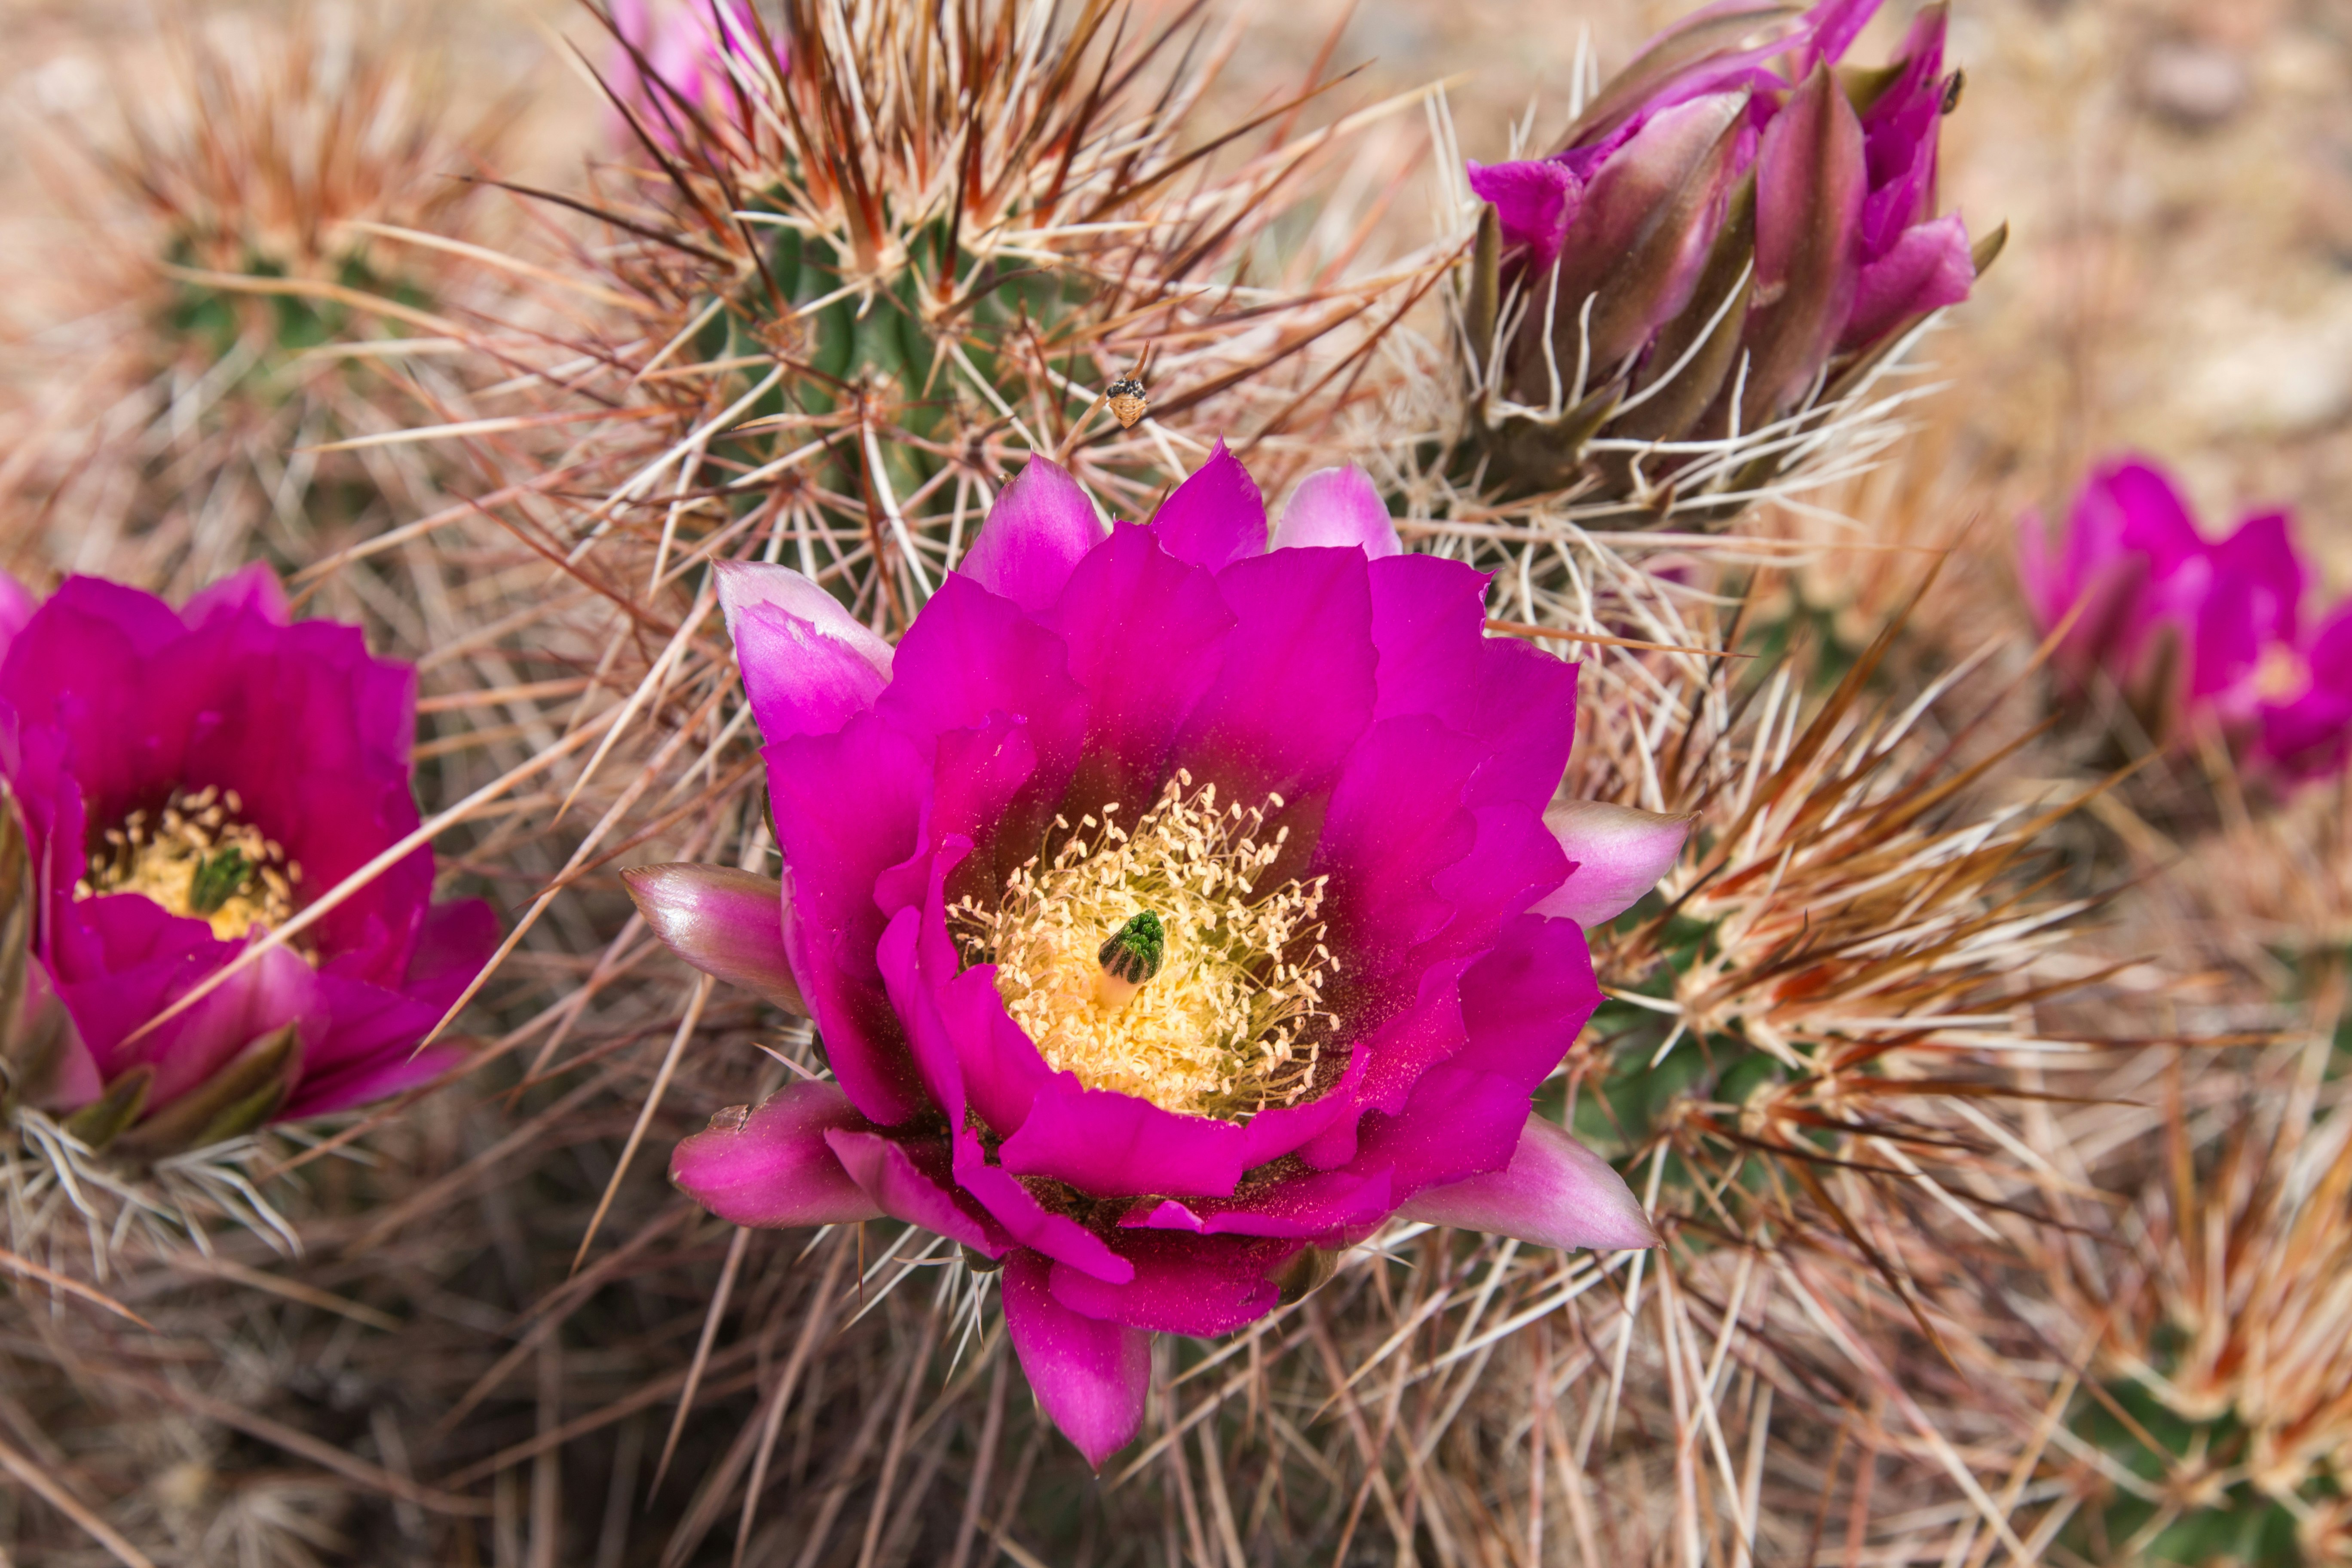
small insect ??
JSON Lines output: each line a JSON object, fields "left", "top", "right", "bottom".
{"left": 1105, "top": 377, "right": 1148, "bottom": 430}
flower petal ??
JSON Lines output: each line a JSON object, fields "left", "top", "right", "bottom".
{"left": 1002, "top": 1251, "right": 1152, "bottom": 1470}
{"left": 1447, "top": 911, "right": 1605, "bottom": 1091}
{"left": 1125, "top": 1167, "right": 1395, "bottom": 1240}
{"left": 715, "top": 559, "right": 894, "bottom": 677}
{"left": 399, "top": 897, "right": 501, "bottom": 1017}
{"left": 1048, "top": 523, "right": 1234, "bottom": 814}
{"left": 824, "top": 1127, "right": 1001, "bottom": 1252}
{"left": 1397, "top": 1112, "right": 1656, "bottom": 1251}
{"left": 1272, "top": 467, "right": 1401, "bottom": 558}
{"left": 181, "top": 564, "right": 291, "bottom": 628}
{"left": 996, "top": 1073, "right": 1249, "bottom": 1198}
{"left": 1530, "top": 801, "right": 1693, "bottom": 927}
{"left": 1465, "top": 159, "right": 1585, "bottom": 274}
{"left": 1844, "top": 212, "right": 1973, "bottom": 349}
{"left": 766, "top": 712, "right": 931, "bottom": 1124}
{"left": 622, "top": 862, "right": 804, "bottom": 1010}
{"left": 1365, "top": 554, "right": 1579, "bottom": 813}
{"left": 1168, "top": 545, "right": 1378, "bottom": 808}
{"left": 876, "top": 575, "right": 1087, "bottom": 843}
{"left": 671, "top": 1084, "right": 883, "bottom": 1228}
{"left": 0, "top": 570, "right": 34, "bottom": 657}
{"left": 1149, "top": 438, "right": 1267, "bottom": 573}
{"left": 1309, "top": 714, "right": 1483, "bottom": 983}
{"left": 732, "top": 603, "right": 893, "bottom": 742}
{"left": 1047, "top": 1232, "right": 1295, "bottom": 1334}
{"left": 957, "top": 457, "right": 1103, "bottom": 613}
{"left": 954, "top": 1129, "right": 1135, "bottom": 1283}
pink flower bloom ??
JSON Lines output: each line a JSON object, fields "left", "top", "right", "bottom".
{"left": 2018, "top": 455, "right": 2352, "bottom": 781}
{"left": 1465, "top": 0, "right": 1975, "bottom": 430}
{"left": 0, "top": 567, "right": 496, "bottom": 1152}
{"left": 636, "top": 448, "right": 1690, "bottom": 1465}
{"left": 606, "top": 0, "right": 784, "bottom": 152}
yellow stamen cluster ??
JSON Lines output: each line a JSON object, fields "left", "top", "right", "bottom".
{"left": 953, "top": 772, "right": 1338, "bottom": 1119}
{"left": 76, "top": 786, "right": 303, "bottom": 943}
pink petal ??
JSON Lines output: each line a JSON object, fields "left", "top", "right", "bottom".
{"left": 1272, "top": 467, "right": 1402, "bottom": 558}
{"left": 730, "top": 603, "right": 892, "bottom": 741}
{"left": 1529, "top": 800, "right": 1692, "bottom": 927}
{"left": 957, "top": 457, "right": 1104, "bottom": 612}
{"left": 1166, "top": 545, "right": 1378, "bottom": 808}
{"left": 953, "top": 1130, "right": 1135, "bottom": 1283}
{"left": 1149, "top": 439, "right": 1266, "bottom": 573}
{"left": 714, "top": 560, "right": 894, "bottom": 677}
{"left": 715, "top": 560, "right": 894, "bottom": 741}
{"left": 181, "top": 564, "right": 291, "bottom": 629}
{"left": 1048, "top": 522, "right": 1235, "bottom": 816}
{"left": 1844, "top": 212, "right": 1973, "bottom": 348}
{"left": 823, "top": 1127, "right": 998, "bottom": 1251}
{"left": 1464, "top": 159, "right": 1585, "bottom": 273}
{"left": 0, "top": 570, "right": 37, "bottom": 658}
{"left": 1047, "top": 1232, "right": 1294, "bottom": 1334}
{"left": 621, "top": 862, "right": 803, "bottom": 1009}
{"left": 995, "top": 1073, "right": 1249, "bottom": 1198}
{"left": 764, "top": 711, "right": 932, "bottom": 1124}
{"left": 669, "top": 1082, "right": 883, "bottom": 1228}
{"left": 1001, "top": 1251, "right": 1153, "bottom": 1470}
{"left": 1397, "top": 1112, "right": 1656, "bottom": 1250}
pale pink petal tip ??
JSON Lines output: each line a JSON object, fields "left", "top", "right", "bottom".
{"left": 1531, "top": 799, "right": 1695, "bottom": 928}
{"left": 1002, "top": 1253, "right": 1153, "bottom": 1470}
{"left": 713, "top": 559, "right": 894, "bottom": 677}
{"left": 668, "top": 1082, "right": 882, "bottom": 1229}
{"left": 1397, "top": 1113, "right": 1657, "bottom": 1252}
{"left": 1272, "top": 466, "right": 1402, "bottom": 558}
{"left": 0, "top": 570, "right": 33, "bottom": 657}
{"left": 622, "top": 862, "right": 805, "bottom": 1011}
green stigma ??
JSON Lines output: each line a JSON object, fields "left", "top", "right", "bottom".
{"left": 187, "top": 846, "right": 251, "bottom": 916}
{"left": 1097, "top": 910, "right": 1166, "bottom": 986}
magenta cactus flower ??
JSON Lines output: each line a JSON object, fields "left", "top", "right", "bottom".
{"left": 2017, "top": 455, "right": 2352, "bottom": 782}
{"left": 631, "top": 445, "right": 1690, "bottom": 1466}
{"left": 607, "top": 0, "right": 782, "bottom": 150}
{"left": 0, "top": 567, "right": 496, "bottom": 1154}
{"left": 1459, "top": 0, "right": 1988, "bottom": 496}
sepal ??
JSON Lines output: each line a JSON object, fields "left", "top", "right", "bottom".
{"left": 622, "top": 862, "right": 805, "bottom": 1011}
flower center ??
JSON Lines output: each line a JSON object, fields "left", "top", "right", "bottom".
{"left": 77, "top": 786, "right": 303, "bottom": 943}
{"left": 954, "top": 772, "right": 1338, "bottom": 1119}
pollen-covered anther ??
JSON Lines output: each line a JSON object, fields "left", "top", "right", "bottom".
{"left": 954, "top": 772, "right": 1337, "bottom": 1118}
{"left": 75, "top": 785, "right": 304, "bottom": 945}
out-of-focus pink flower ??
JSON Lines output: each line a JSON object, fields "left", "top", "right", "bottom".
{"left": 633, "top": 448, "right": 1687, "bottom": 1466}
{"left": 2018, "top": 455, "right": 2352, "bottom": 781}
{"left": 1464, "top": 0, "right": 1978, "bottom": 443}
{"left": 0, "top": 567, "right": 496, "bottom": 1153}
{"left": 606, "top": 0, "right": 785, "bottom": 152}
